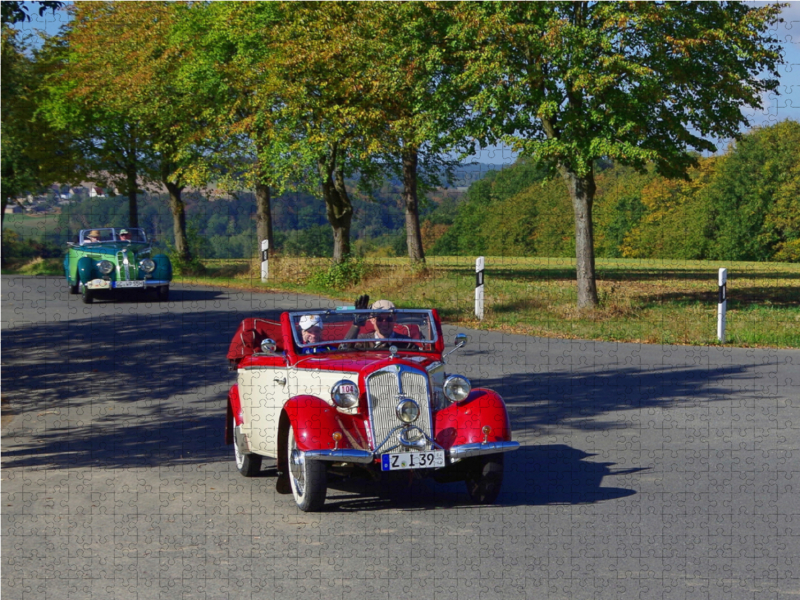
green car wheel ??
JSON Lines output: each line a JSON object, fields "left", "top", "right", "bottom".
{"left": 81, "top": 285, "right": 93, "bottom": 304}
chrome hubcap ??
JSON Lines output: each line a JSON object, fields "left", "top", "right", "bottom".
{"left": 289, "top": 430, "right": 306, "bottom": 497}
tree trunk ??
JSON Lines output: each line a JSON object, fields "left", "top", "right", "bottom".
{"left": 255, "top": 179, "right": 273, "bottom": 258}
{"left": 164, "top": 179, "right": 190, "bottom": 262}
{"left": 126, "top": 163, "right": 138, "bottom": 228}
{"left": 559, "top": 165, "right": 598, "bottom": 309}
{"left": 402, "top": 148, "right": 426, "bottom": 264}
{"left": 318, "top": 144, "right": 353, "bottom": 264}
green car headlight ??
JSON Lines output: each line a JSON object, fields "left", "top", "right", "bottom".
{"left": 139, "top": 259, "right": 156, "bottom": 273}
{"left": 98, "top": 260, "right": 114, "bottom": 275}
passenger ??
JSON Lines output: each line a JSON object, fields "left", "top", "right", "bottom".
{"left": 119, "top": 229, "right": 132, "bottom": 241}
{"left": 297, "top": 314, "right": 336, "bottom": 355}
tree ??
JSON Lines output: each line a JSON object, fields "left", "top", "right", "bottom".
{"left": 1, "top": 25, "right": 80, "bottom": 228}
{"left": 449, "top": 1, "right": 783, "bottom": 307}
{"left": 351, "top": 3, "right": 467, "bottom": 265}
{"left": 38, "top": 31, "right": 157, "bottom": 229}
{"left": 1, "top": 1, "right": 63, "bottom": 25}
{"left": 266, "top": 2, "right": 391, "bottom": 264}
{"left": 65, "top": 1, "right": 208, "bottom": 264}
{"left": 168, "top": 2, "right": 284, "bottom": 260}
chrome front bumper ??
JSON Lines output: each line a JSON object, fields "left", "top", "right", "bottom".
{"left": 304, "top": 441, "right": 520, "bottom": 464}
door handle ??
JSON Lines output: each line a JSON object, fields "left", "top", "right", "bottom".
{"left": 274, "top": 376, "right": 286, "bottom": 386}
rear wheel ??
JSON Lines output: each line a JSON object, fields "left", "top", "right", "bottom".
{"left": 81, "top": 284, "right": 93, "bottom": 304}
{"left": 464, "top": 455, "right": 505, "bottom": 505}
{"left": 233, "top": 415, "right": 262, "bottom": 477}
{"left": 288, "top": 424, "right": 327, "bottom": 512}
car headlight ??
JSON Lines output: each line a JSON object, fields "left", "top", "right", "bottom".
{"left": 443, "top": 375, "right": 471, "bottom": 403}
{"left": 139, "top": 258, "right": 156, "bottom": 273}
{"left": 396, "top": 398, "right": 420, "bottom": 423}
{"left": 331, "top": 380, "right": 359, "bottom": 409}
{"left": 97, "top": 260, "right": 114, "bottom": 275}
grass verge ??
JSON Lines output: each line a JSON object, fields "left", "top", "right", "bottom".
{"left": 4, "top": 255, "right": 798, "bottom": 348}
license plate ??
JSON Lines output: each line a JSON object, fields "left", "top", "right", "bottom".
{"left": 114, "top": 281, "right": 144, "bottom": 288}
{"left": 381, "top": 451, "right": 445, "bottom": 471}
{"left": 87, "top": 279, "right": 110, "bottom": 290}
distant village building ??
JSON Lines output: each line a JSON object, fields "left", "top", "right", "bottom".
{"left": 88, "top": 186, "right": 105, "bottom": 198}
{"left": 4, "top": 205, "right": 23, "bottom": 214}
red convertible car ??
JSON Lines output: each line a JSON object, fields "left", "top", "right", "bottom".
{"left": 226, "top": 307, "right": 519, "bottom": 511}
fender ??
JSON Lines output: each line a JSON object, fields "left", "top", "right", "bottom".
{"left": 77, "top": 256, "right": 94, "bottom": 285}
{"left": 225, "top": 384, "right": 242, "bottom": 445}
{"left": 281, "top": 395, "right": 358, "bottom": 452}
{"left": 434, "top": 388, "right": 512, "bottom": 450}
{"left": 152, "top": 254, "right": 172, "bottom": 282}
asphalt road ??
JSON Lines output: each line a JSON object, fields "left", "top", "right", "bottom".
{"left": 3, "top": 275, "right": 800, "bottom": 600}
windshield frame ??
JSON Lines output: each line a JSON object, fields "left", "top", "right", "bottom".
{"left": 290, "top": 308, "right": 439, "bottom": 352}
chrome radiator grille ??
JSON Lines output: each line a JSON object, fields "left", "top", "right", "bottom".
{"left": 366, "top": 367, "right": 433, "bottom": 452}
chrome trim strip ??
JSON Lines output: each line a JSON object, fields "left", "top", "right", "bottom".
{"left": 448, "top": 441, "right": 520, "bottom": 459}
{"left": 233, "top": 424, "right": 251, "bottom": 454}
{"left": 303, "top": 449, "right": 374, "bottom": 464}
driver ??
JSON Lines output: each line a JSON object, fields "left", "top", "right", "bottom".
{"left": 297, "top": 314, "right": 336, "bottom": 355}
{"left": 84, "top": 230, "right": 101, "bottom": 244}
{"left": 347, "top": 298, "right": 417, "bottom": 350}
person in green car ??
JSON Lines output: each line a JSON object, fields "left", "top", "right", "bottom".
{"left": 119, "top": 229, "right": 132, "bottom": 241}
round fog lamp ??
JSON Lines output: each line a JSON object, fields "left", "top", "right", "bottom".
{"left": 139, "top": 258, "right": 156, "bottom": 273}
{"left": 331, "top": 380, "right": 359, "bottom": 409}
{"left": 443, "top": 375, "right": 471, "bottom": 403}
{"left": 98, "top": 260, "right": 114, "bottom": 275}
{"left": 396, "top": 398, "right": 420, "bottom": 423}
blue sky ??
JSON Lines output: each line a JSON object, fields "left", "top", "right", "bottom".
{"left": 11, "top": 0, "right": 800, "bottom": 165}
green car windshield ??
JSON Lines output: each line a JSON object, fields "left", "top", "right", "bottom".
{"left": 80, "top": 228, "right": 147, "bottom": 244}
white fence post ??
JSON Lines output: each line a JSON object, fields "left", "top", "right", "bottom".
{"left": 261, "top": 240, "right": 269, "bottom": 282}
{"left": 475, "top": 256, "right": 485, "bottom": 320}
{"left": 717, "top": 268, "right": 727, "bottom": 343}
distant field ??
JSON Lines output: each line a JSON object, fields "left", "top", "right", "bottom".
{"left": 3, "top": 213, "right": 62, "bottom": 242}
{"left": 5, "top": 254, "right": 798, "bottom": 348}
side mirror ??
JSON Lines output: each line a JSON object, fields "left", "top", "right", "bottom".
{"left": 442, "top": 333, "right": 469, "bottom": 363}
{"left": 259, "top": 338, "right": 278, "bottom": 354}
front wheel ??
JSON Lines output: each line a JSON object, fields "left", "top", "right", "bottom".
{"left": 233, "top": 415, "right": 262, "bottom": 477}
{"left": 464, "top": 455, "right": 505, "bottom": 505}
{"left": 287, "top": 424, "right": 327, "bottom": 512}
{"left": 81, "top": 284, "right": 93, "bottom": 304}
{"left": 69, "top": 280, "right": 79, "bottom": 295}
{"left": 155, "top": 285, "right": 170, "bottom": 302}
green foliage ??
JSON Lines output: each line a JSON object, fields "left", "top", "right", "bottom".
{"left": 308, "top": 255, "right": 368, "bottom": 290}
{"left": 707, "top": 121, "right": 800, "bottom": 261}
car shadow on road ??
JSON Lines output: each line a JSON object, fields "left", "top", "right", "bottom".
{"left": 320, "top": 444, "right": 642, "bottom": 512}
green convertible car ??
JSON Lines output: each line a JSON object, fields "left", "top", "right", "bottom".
{"left": 64, "top": 227, "right": 172, "bottom": 303}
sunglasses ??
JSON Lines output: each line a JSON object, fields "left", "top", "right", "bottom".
{"left": 375, "top": 316, "right": 394, "bottom": 323}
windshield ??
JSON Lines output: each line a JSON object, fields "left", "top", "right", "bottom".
{"left": 291, "top": 309, "right": 437, "bottom": 352}
{"left": 80, "top": 228, "right": 147, "bottom": 244}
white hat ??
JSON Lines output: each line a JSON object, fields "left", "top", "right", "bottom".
{"left": 299, "top": 314, "right": 322, "bottom": 330}
{"left": 371, "top": 299, "right": 395, "bottom": 310}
